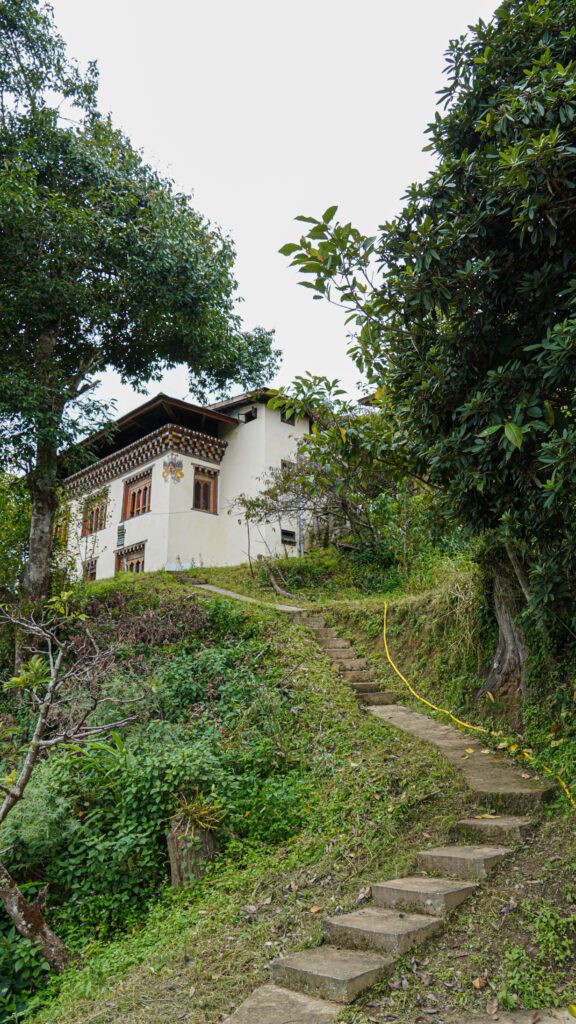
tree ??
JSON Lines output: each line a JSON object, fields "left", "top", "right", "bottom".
{"left": 281, "top": 1, "right": 576, "bottom": 700}
{"left": 0, "top": 0, "right": 279, "bottom": 602}
{"left": 0, "top": 592, "right": 141, "bottom": 970}
{"left": 0, "top": 473, "right": 30, "bottom": 602}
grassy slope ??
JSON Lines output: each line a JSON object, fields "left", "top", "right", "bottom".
{"left": 32, "top": 561, "right": 575, "bottom": 1022}
{"left": 30, "top": 576, "right": 464, "bottom": 1024}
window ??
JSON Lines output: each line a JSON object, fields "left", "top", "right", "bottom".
{"left": 193, "top": 471, "right": 217, "bottom": 514}
{"left": 84, "top": 558, "right": 97, "bottom": 581}
{"left": 82, "top": 497, "right": 107, "bottom": 536}
{"left": 115, "top": 544, "right": 145, "bottom": 574}
{"left": 281, "top": 529, "right": 297, "bottom": 546}
{"left": 281, "top": 410, "right": 295, "bottom": 426}
{"left": 123, "top": 473, "right": 152, "bottom": 520}
{"left": 242, "top": 406, "right": 258, "bottom": 423}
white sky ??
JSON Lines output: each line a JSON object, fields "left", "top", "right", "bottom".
{"left": 51, "top": 0, "right": 498, "bottom": 415}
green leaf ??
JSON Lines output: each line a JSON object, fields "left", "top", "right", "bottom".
{"left": 322, "top": 205, "right": 338, "bottom": 224}
{"left": 278, "top": 243, "right": 300, "bottom": 256}
{"left": 504, "top": 422, "right": 524, "bottom": 448}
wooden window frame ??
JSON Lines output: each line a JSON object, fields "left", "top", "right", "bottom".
{"left": 280, "top": 410, "right": 296, "bottom": 426}
{"left": 281, "top": 528, "right": 297, "bottom": 546}
{"left": 193, "top": 470, "right": 218, "bottom": 515}
{"left": 115, "top": 544, "right": 145, "bottom": 575}
{"left": 122, "top": 473, "right": 152, "bottom": 521}
{"left": 84, "top": 558, "right": 97, "bottom": 581}
{"left": 81, "top": 497, "right": 108, "bottom": 537}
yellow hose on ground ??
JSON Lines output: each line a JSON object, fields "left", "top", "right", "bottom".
{"left": 382, "top": 602, "right": 576, "bottom": 813}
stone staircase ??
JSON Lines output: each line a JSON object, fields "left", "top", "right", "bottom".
{"left": 223, "top": 609, "right": 557, "bottom": 1024}
{"left": 298, "top": 612, "right": 399, "bottom": 708}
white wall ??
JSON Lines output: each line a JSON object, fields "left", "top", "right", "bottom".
{"left": 67, "top": 405, "right": 309, "bottom": 578}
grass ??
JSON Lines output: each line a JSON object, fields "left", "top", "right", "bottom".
{"left": 28, "top": 580, "right": 465, "bottom": 1024}
{"left": 26, "top": 559, "right": 576, "bottom": 1021}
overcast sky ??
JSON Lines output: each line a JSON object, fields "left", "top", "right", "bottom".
{"left": 51, "top": 0, "right": 498, "bottom": 415}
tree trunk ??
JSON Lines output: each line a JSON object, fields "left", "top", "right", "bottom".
{"left": 484, "top": 566, "right": 528, "bottom": 701}
{"left": 167, "top": 823, "right": 218, "bottom": 886}
{"left": 0, "top": 861, "right": 69, "bottom": 972}
{"left": 26, "top": 485, "right": 57, "bottom": 603}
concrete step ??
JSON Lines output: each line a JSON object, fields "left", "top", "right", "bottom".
{"left": 343, "top": 669, "right": 375, "bottom": 683}
{"left": 322, "top": 905, "right": 442, "bottom": 955}
{"left": 454, "top": 815, "right": 534, "bottom": 843}
{"left": 417, "top": 844, "right": 511, "bottom": 881}
{"left": 349, "top": 680, "right": 381, "bottom": 693}
{"left": 270, "top": 946, "right": 390, "bottom": 1004}
{"left": 304, "top": 616, "right": 326, "bottom": 628}
{"left": 313, "top": 628, "right": 339, "bottom": 640}
{"left": 372, "top": 875, "right": 477, "bottom": 915}
{"left": 318, "top": 638, "right": 352, "bottom": 651}
{"left": 358, "top": 691, "right": 398, "bottom": 706}
{"left": 370, "top": 705, "right": 555, "bottom": 812}
{"left": 327, "top": 653, "right": 362, "bottom": 665}
{"left": 334, "top": 658, "right": 369, "bottom": 671}
{"left": 226, "top": 984, "right": 339, "bottom": 1023}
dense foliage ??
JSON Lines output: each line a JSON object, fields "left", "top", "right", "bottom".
{"left": 0, "top": 0, "right": 278, "bottom": 600}
{"left": 0, "top": 581, "right": 310, "bottom": 1018}
{"left": 282, "top": 0, "right": 576, "bottom": 695}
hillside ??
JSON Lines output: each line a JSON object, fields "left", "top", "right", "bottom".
{"left": 1, "top": 557, "right": 569, "bottom": 1023}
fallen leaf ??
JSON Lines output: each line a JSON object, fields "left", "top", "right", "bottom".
{"left": 568, "top": 1006, "right": 576, "bottom": 1019}
{"left": 461, "top": 755, "right": 470, "bottom": 760}
{"left": 472, "top": 977, "right": 487, "bottom": 990}
{"left": 465, "top": 747, "right": 475, "bottom": 754}
{"left": 487, "top": 691, "right": 495, "bottom": 702}
{"left": 189, "top": 987, "right": 196, "bottom": 997}
{"left": 531, "top": 1014, "right": 540, "bottom": 1024}
{"left": 290, "top": 880, "right": 298, "bottom": 892}
{"left": 309, "top": 904, "right": 323, "bottom": 914}
{"left": 487, "top": 998, "right": 498, "bottom": 1016}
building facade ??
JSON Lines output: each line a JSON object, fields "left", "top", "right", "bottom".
{"left": 64, "top": 391, "right": 309, "bottom": 580}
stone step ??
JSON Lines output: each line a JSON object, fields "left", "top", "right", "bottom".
{"left": 322, "top": 905, "right": 442, "bottom": 955}
{"left": 370, "top": 705, "right": 555, "bottom": 812}
{"left": 417, "top": 844, "right": 510, "bottom": 881}
{"left": 333, "top": 657, "right": 369, "bottom": 670}
{"left": 454, "top": 815, "right": 534, "bottom": 843}
{"left": 343, "top": 669, "right": 375, "bottom": 683}
{"left": 318, "top": 638, "right": 352, "bottom": 650}
{"left": 226, "top": 984, "right": 339, "bottom": 1023}
{"left": 349, "top": 680, "right": 381, "bottom": 693}
{"left": 358, "top": 691, "right": 398, "bottom": 706}
{"left": 372, "top": 875, "right": 477, "bottom": 915}
{"left": 270, "top": 946, "right": 390, "bottom": 1004}
{"left": 313, "top": 628, "right": 339, "bottom": 640}
{"left": 304, "top": 616, "right": 326, "bottom": 628}
{"left": 325, "top": 650, "right": 358, "bottom": 662}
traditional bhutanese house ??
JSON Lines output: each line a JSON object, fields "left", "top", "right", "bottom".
{"left": 64, "top": 390, "right": 309, "bottom": 580}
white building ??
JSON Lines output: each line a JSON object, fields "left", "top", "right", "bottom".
{"left": 64, "top": 390, "right": 310, "bottom": 580}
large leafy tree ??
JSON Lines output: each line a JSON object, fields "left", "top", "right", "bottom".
{"left": 283, "top": 0, "right": 576, "bottom": 699}
{"left": 0, "top": 0, "right": 278, "bottom": 602}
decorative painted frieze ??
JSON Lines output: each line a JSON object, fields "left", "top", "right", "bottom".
{"left": 65, "top": 425, "right": 227, "bottom": 497}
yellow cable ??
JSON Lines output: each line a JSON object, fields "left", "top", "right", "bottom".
{"left": 383, "top": 602, "right": 576, "bottom": 813}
